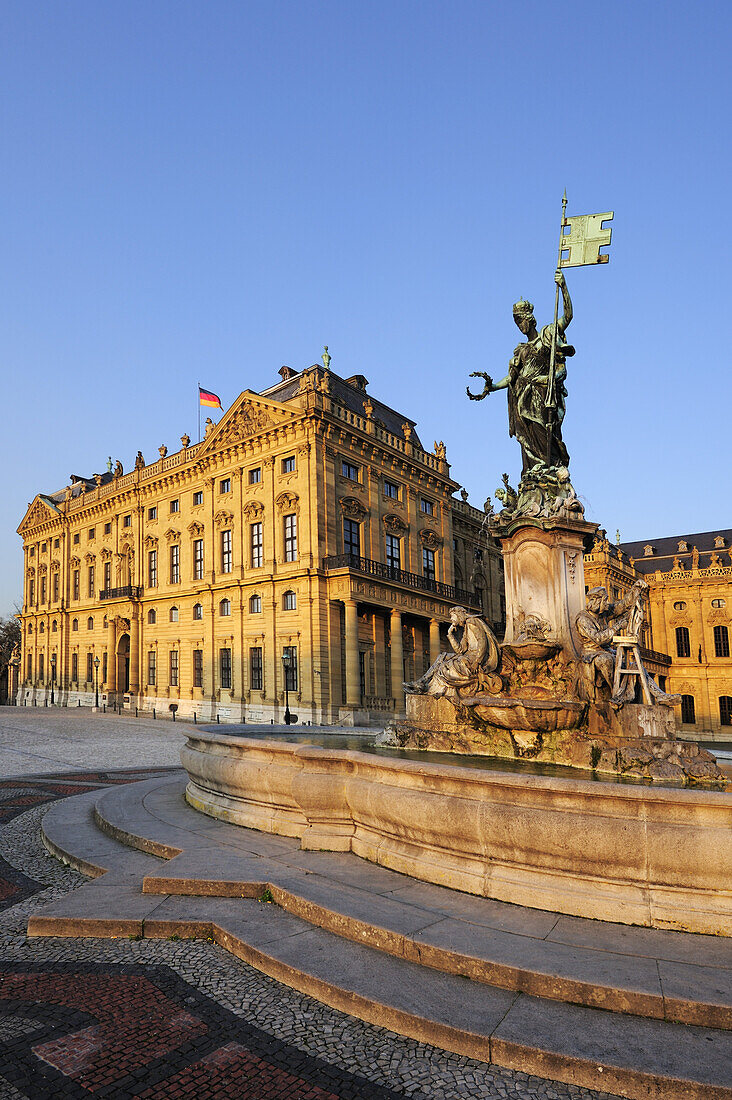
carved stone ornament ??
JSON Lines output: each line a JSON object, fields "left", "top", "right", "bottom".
{"left": 214, "top": 511, "right": 234, "bottom": 528}
{"left": 164, "top": 528, "right": 181, "bottom": 543}
{"left": 70, "top": 556, "right": 80, "bottom": 568}
{"left": 340, "top": 496, "right": 367, "bottom": 521}
{"left": 383, "top": 513, "right": 408, "bottom": 535}
{"left": 419, "top": 528, "right": 442, "bottom": 551}
{"left": 143, "top": 536, "right": 157, "bottom": 549}
{"left": 276, "top": 491, "right": 299, "bottom": 512}
{"left": 37, "top": 563, "right": 47, "bottom": 575}
{"left": 187, "top": 521, "right": 204, "bottom": 536}
{"left": 49, "top": 559, "right": 60, "bottom": 572}
{"left": 216, "top": 402, "right": 273, "bottom": 445}
{"left": 84, "top": 552, "right": 96, "bottom": 564}
{"left": 242, "top": 500, "right": 264, "bottom": 519}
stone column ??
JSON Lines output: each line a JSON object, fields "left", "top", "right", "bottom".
{"left": 344, "top": 599, "right": 360, "bottom": 707}
{"left": 129, "top": 612, "right": 140, "bottom": 694}
{"left": 429, "top": 618, "right": 441, "bottom": 665}
{"left": 390, "top": 609, "right": 404, "bottom": 715}
{"left": 107, "top": 619, "right": 117, "bottom": 692}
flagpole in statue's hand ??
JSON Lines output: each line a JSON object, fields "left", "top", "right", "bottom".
{"left": 544, "top": 190, "right": 569, "bottom": 468}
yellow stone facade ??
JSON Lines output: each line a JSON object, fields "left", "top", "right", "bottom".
{"left": 17, "top": 363, "right": 502, "bottom": 724}
{"left": 584, "top": 530, "right": 732, "bottom": 741}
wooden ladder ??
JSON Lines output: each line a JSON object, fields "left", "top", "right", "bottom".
{"left": 611, "top": 635, "right": 654, "bottom": 706}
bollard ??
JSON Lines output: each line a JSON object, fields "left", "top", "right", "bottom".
{"left": 172, "top": 710, "right": 176, "bottom": 722}
{"left": 216, "top": 714, "right": 220, "bottom": 724}
{"left": 153, "top": 709, "right": 156, "bottom": 720}
{"left": 135, "top": 706, "right": 138, "bottom": 717}
{"left": 78, "top": 700, "right": 81, "bottom": 707}
{"left": 193, "top": 712, "right": 197, "bottom": 724}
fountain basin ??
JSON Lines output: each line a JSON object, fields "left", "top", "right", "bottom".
{"left": 182, "top": 731, "right": 732, "bottom": 935}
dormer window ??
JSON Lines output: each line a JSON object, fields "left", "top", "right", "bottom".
{"left": 678, "top": 540, "right": 689, "bottom": 552}
{"left": 714, "top": 536, "right": 726, "bottom": 549}
{"left": 643, "top": 545, "right": 655, "bottom": 556}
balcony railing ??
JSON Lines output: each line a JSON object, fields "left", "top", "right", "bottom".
{"left": 323, "top": 553, "right": 479, "bottom": 606}
{"left": 640, "top": 645, "right": 672, "bottom": 667}
{"left": 99, "top": 586, "right": 143, "bottom": 601}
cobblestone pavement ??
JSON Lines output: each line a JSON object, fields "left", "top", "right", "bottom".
{"left": 0, "top": 710, "right": 623, "bottom": 1098}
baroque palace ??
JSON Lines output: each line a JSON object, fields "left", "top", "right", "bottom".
{"left": 17, "top": 358, "right": 503, "bottom": 724}
{"left": 585, "top": 528, "right": 732, "bottom": 741}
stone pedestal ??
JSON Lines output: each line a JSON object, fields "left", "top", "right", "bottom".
{"left": 498, "top": 515, "right": 598, "bottom": 656}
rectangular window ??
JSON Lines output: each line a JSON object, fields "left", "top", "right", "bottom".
{"left": 148, "top": 550, "right": 157, "bottom": 588}
{"left": 170, "top": 544, "right": 180, "bottom": 584}
{"left": 250, "top": 647, "right": 263, "bottom": 690}
{"left": 170, "top": 499, "right": 180, "bottom": 513}
{"left": 54, "top": 538, "right": 59, "bottom": 549}
{"left": 88, "top": 565, "right": 95, "bottom": 598}
{"left": 39, "top": 654, "right": 44, "bottom": 681}
{"left": 71, "top": 652, "right": 78, "bottom": 683}
{"left": 220, "top": 648, "right": 232, "bottom": 689}
{"left": 422, "top": 547, "right": 436, "bottom": 581}
{"left": 714, "top": 624, "right": 730, "bottom": 658}
{"left": 29, "top": 579, "right": 35, "bottom": 606}
{"left": 52, "top": 573, "right": 59, "bottom": 602}
{"left": 193, "top": 491, "right": 203, "bottom": 506}
{"left": 675, "top": 626, "right": 691, "bottom": 658}
{"left": 104, "top": 522, "right": 112, "bottom": 535}
{"left": 104, "top": 561, "right": 111, "bottom": 591}
{"left": 73, "top": 571, "right": 80, "bottom": 600}
{"left": 220, "top": 478, "right": 231, "bottom": 493}
{"left": 73, "top": 533, "right": 80, "bottom": 545}
{"left": 283, "top": 646, "right": 298, "bottom": 691}
{"left": 221, "top": 530, "right": 232, "bottom": 573}
{"left": 123, "top": 515, "right": 132, "bottom": 528}
{"left": 27, "top": 654, "right": 33, "bottom": 680}
{"left": 282, "top": 455, "right": 295, "bottom": 473}
{"left": 386, "top": 533, "right": 401, "bottom": 573}
{"left": 193, "top": 650, "right": 203, "bottom": 688}
{"left": 251, "top": 523, "right": 263, "bottom": 568}
{"left": 384, "top": 480, "right": 399, "bottom": 499}
{"left": 284, "top": 590, "right": 296, "bottom": 610}
{"left": 169, "top": 650, "right": 179, "bottom": 687}
{"left": 344, "top": 518, "right": 360, "bottom": 559}
{"left": 249, "top": 467, "right": 261, "bottom": 484}
{"left": 40, "top": 576, "right": 46, "bottom": 604}
{"left": 86, "top": 652, "right": 93, "bottom": 683}
{"left": 681, "top": 695, "right": 696, "bottom": 723}
{"left": 103, "top": 652, "right": 107, "bottom": 683}
{"left": 148, "top": 650, "right": 156, "bottom": 687}
{"left": 341, "top": 460, "right": 359, "bottom": 481}
{"left": 720, "top": 696, "right": 732, "bottom": 726}
{"left": 284, "top": 514, "right": 297, "bottom": 562}
{"left": 88, "top": 527, "right": 95, "bottom": 540}
{"left": 193, "top": 539, "right": 204, "bottom": 580}
{"left": 148, "top": 507, "right": 157, "bottom": 520}
{"left": 420, "top": 498, "right": 434, "bottom": 515}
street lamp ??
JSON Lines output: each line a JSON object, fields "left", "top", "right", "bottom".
{"left": 50, "top": 653, "right": 57, "bottom": 705}
{"left": 281, "top": 651, "right": 292, "bottom": 725}
{"left": 94, "top": 655, "right": 100, "bottom": 709}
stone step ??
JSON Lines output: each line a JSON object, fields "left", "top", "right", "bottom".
{"left": 28, "top": 873, "right": 732, "bottom": 1100}
{"left": 84, "top": 775, "right": 732, "bottom": 1031}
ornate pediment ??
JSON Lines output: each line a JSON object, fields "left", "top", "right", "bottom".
{"left": 276, "top": 491, "right": 299, "bottom": 512}
{"left": 17, "top": 495, "right": 59, "bottom": 536}
{"left": 100, "top": 547, "right": 114, "bottom": 560}
{"left": 214, "top": 511, "right": 234, "bottom": 528}
{"left": 143, "top": 535, "right": 158, "bottom": 549}
{"left": 84, "top": 552, "right": 96, "bottom": 564}
{"left": 198, "top": 391, "right": 295, "bottom": 456}
{"left": 70, "top": 556, "right": 80, "bottom": 568}
{"left": 383, "top": 513, "right": 408, "bottom": 535}
{"left": 242, "top": 500, "right": 264, "bottom": 519}
{"left": 419, "top": 528, "right": 442, "bottom": 550}
{"left": 187, "top": 521, "right": 204, "bottom": 536}
{"left": 339, "top": 496, "right": 367, "bottom": 521}
{"left": 164, "top": 528, "right": 181, "bottom": 543}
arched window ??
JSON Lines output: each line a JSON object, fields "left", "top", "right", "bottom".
{"left": 283, "top": 590, "right": 296, "bottom": 610}
{"left": 169, "top": 606, "right": 179, "bottom": 623}
{"left": 675, "top": 626, "right": 690, "bottom": 658}
{"left": 72, "top": 618, "right": 78, "bottom": 631}
{"left": 673, "top": 601, "right": 686, "bottom": 611}
{"left": 219, "top": 598, "right": 231, "bottom": 617}
{"left": 87, "top": 617, "right": 94, "bottom": 630}
{"left": 39, "top": 622, "right": 45, "bottom": 634}
{"left": 148, "top": 608, "right": 157, "bottom": 624}
{"left": 249, "top": 595, "right": 261, "bottom": 614}
{"left": 713, "top": 624, "right": 730, "bottom": 658}
{"left": 27, "top": 623, "right": 33, "bottom": 634}
{"left": 52, "top": 620, "right": 57, "bottom": 632}
{"left": 193, "top": 603, "right": 203, "bottom": 620}
{"left": 680, "top": 695, "right": 695, "bottom": 724}
{"left": 720, "top": 696, "right": 732, "bottom": 726}
{"left": 712, "top": 598, "right": 726, "bottom": 608}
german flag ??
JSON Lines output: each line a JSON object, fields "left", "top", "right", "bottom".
{"left": 199, "top": 387, "right": 222, "bottom": 409}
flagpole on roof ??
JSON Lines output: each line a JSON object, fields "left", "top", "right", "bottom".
{"left": 198, "top": 381, "right": 201, "bottom": 444}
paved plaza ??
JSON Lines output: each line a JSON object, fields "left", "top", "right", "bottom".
{"left": 0, "top": 707, "right": 722, "bottom": 1099}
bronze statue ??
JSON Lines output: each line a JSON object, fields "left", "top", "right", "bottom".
{"left": 467, "top": 270, "right": 575, "bottom": 475}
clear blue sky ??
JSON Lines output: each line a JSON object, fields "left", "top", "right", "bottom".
{"left": 2, "top": 0, "right": 730, "bottom": 614}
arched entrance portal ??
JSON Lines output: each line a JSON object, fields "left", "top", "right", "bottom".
{"left": 117, "top": 633, "right": 130, "bottom": 693}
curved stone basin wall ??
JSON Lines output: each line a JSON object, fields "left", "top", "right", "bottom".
{"left": 181, "top": 733, "right": 732, "bottom": 936}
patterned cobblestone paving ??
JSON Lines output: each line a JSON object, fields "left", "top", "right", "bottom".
{"left": 0, "top": 760, "right": 623, "bottom": 1098}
